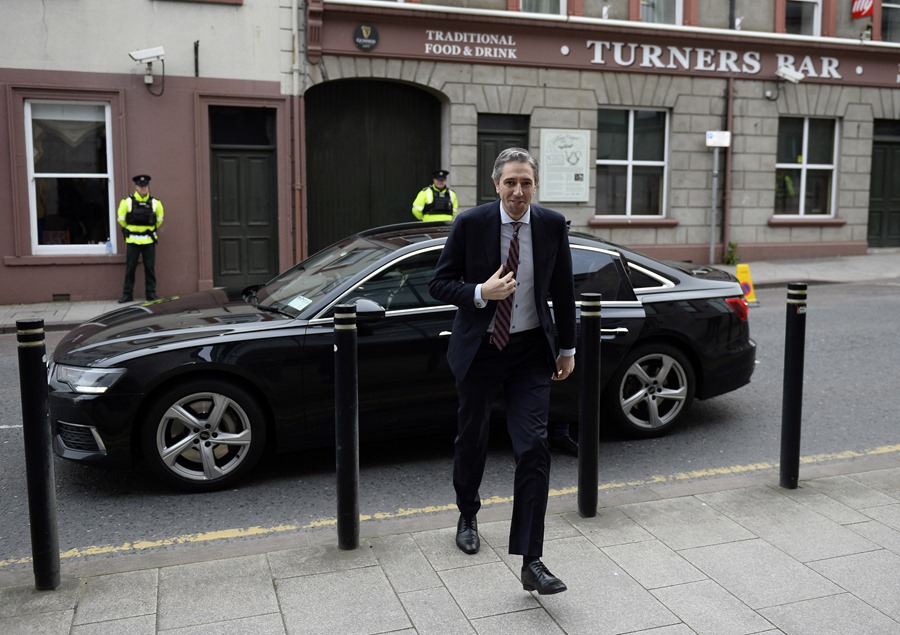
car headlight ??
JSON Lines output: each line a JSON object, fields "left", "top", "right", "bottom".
{"left": 53, "top": 365, "right": 126, "bottom": 394}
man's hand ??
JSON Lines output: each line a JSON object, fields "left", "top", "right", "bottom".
{"left": 552, "top": 354, "right": 574, "bottom": 381}
{"left": 481, "top": 265, "right": 516, "bottom": 301}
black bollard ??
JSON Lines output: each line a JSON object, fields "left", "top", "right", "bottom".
{"left": 17, "top": 319, "right": 60, "bottom": 590}
{"left": 334, "top": 304, "right": 360, "bottom": 549}
{"left": 577, "top": 293, "right": 602, "bottom": 517}
{"left": 779, "top": 283, "right": 807, "bottom": 489}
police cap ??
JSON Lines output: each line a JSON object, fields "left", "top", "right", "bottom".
{"left": 132, "top": 174, "right": 152, "bottom": 186}
{"left": 433, "top": 169, "right": 449, "bottom": 180}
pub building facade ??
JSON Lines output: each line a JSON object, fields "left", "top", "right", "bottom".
{"left": 2, "top": 0, "right": 900, "bottom": 304}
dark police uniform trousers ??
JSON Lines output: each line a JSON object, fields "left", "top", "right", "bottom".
{"left": 453, "top": 328, "right": 551, "bottom": 557}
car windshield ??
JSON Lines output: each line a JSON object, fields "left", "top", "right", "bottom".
{"left": 255, "top": 236, "right": 394, "bottom": 316}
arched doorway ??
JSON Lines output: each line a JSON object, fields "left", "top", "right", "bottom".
{"left": 305, "top": 80, "right": 442, "bottom": 253}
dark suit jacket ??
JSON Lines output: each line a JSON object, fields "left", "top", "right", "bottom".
{"left": 429, "top": 200, "right": 577, "bottom": 381}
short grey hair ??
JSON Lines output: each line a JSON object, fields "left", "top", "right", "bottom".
{"left": 491, "top": 147, "right": 539, "bottom": 184}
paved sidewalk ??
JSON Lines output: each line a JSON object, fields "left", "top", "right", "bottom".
{"left": 1, "top": 456, "right": 899, "bottom": 635}
{"left": 1, "top": 250, "right": 899, "bottom": 634}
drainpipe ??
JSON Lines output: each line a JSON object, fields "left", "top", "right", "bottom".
{"left": 723, "top": 76, "right": 734, "bottom": 256}
{"left": 291, "top": 0, "right": 303, "bottom": 261}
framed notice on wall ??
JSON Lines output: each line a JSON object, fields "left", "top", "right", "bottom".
{"left": 539, "top": 129, "right": 590, "bottom": 202}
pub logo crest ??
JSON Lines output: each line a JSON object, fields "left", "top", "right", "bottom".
{"left": 354, "top": 25, "right": 379, "bottom": 51}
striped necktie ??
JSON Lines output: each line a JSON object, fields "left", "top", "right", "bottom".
{"left": 491, "top": 221, "right": 522, "bottom": 350}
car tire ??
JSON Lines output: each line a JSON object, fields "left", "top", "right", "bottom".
{"left": 140, "top": 378, "right": 267, "bottom": 492}
{"left": 604, "top": 343, "right": 695, "bottom": 438}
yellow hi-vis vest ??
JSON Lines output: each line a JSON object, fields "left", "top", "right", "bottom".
{"left": 117, "top": 192, "right": 164, "bottom": 245}
{"left": 412, "top": 185, "right": 458, "bottom": 221}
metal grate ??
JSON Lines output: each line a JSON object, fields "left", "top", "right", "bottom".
{"left": 57, "top": 422, "right": 103, "bottom": 453}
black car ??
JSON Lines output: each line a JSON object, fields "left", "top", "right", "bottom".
{"left": 49, "top": 222, "right": 755, "bottom": 491}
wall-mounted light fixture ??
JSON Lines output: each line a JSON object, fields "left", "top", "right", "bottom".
{"left": 129, "top": 46, "right": 166, "bottom": 96}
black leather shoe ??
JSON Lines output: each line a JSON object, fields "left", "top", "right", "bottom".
{"left": 550, "top": 435, "right": 579, "bottom": 457}
{"left": 456, "top": 514, "right": 479, "bottom": 554}
{"left": 521, "top": 560, "right": 567, "bottom": 594}
{"left": 117, "top": 295, "right": 133, "bottom": 304}
{"left": 146, "top": 294, "right": 159, "bottom": 301}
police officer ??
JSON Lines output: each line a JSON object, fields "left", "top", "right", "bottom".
{"left": 117, "top": 174, "right": 164, "bottom": 303}
{"left": 412, "top": 169, "right": 459, "bottom": 221}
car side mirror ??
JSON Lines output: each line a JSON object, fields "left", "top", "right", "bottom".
{"left": 351, "top": 297, "right": 386, "bottom": 322}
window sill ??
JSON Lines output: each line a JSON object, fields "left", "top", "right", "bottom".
{"left": 588, "top": 217, "right": 679, "bottom": 228}
{"left": 4, "top": 255, "right": 126, "bottom": 266}
{"left": 768, "top": 216, "right": 846, "bottom": 227}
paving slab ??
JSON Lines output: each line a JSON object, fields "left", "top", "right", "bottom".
{"left": 470, "top": 606, "right": 566, "bottom": 634}
{"left": 618, "top": 496, "right": 755, "bottom": 551}
{"left": 805, "top": 474, "right": 900, "bottom": 509}
{"left": 74, "top": 613, "right": 157, "bottom": 635}
{"left": 527, "top": 536, "right": 678, "bottom": 635}
{"left": 759, "top": 593, "right": 900, "bottom": 635}
{"left": 411, "top": 525, "right": 501, "bottom": 571}
{"left": 861, "top": 503, "right": 900, "bottom": 532}
{"left": 438, "top": 561, "right": 537, "bottom": 619}
{"left": 156, "top": 554, "right": 278, "bottom": 631}
{"left": 398, "top": 585, "right": 477, "bottom": 634}
{"left": 601, "top": 539, "right": 706, "bottom": 590}
{"left": 267, "top": 540, "right": 377, "bottom": 578}
{"left": 808, "top": 550, "right": 900, "bottom": 622}
{"left": 650, "top": 579, "right": 774, "bottom": 635}
{"left": 369, "top": 533, "right": 442, "bottom": 593}
{"left": 0, "top": 610, "right": 74, "bottom": 635}
{"left": 72, "top": 569, "right": 158, "bottom": 626}
{"left": 697, "top": 486, "right": 877, "bottom": 562}
{"left": 563, "top": 507, "right": 655, "bottom": 548}
{"left": 679, "top": 539, "right": 842, "bottom": 609}
{"left": 276, "top": 565, "right": 409, "bottom": 635}
{"left": 157, "top": 614, "right": 285, "bottom": 635}
{"left": 847, "top": 519, "right": 900, "bottom": 556}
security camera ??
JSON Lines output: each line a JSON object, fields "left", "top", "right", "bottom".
{"left": 129, "top": 47, "right": 165, "bottom": 64}
{"left": 775, "top": 65, "right": 804, "bottom": 84}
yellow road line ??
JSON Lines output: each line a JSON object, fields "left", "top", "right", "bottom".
{"left": 2, "top": 443, "right": 898, "bottom": 569}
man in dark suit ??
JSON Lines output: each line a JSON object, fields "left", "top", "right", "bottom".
{"left": 429, "top": 147, "right": 576, "bottom": 595}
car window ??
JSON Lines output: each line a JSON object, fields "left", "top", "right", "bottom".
{"left": 350, "top": 250, "right": 443, "bottom": 311}
{"left": 570, "top": 247, "right": 635, "bottom": 301}
{"left": 256, "top": 236, "right": 393, "bottom": 314}
{"left": 627, "top": 262, "right": 674, "bottom": 291}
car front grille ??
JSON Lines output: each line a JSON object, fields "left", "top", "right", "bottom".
{"left": 57, "top": 422, "right": 106, "bottom": 453}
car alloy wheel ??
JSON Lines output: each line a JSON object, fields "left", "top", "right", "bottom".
{"left": 141, "top": 379, "right": 267, "bottom": 491}
{"left": 606, "top": 344, "right": 695, "bottom": 438}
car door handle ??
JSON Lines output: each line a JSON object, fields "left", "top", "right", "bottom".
{"left": 601, "top": 327, "right": 629, "bottom": 336}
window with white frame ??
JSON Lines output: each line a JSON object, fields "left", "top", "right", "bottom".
{"left": 774, "top": 117, "right": 838, "bottom": 216}
{"left": 641, "top": 0, "right": 682, "bottom": 24}
{"left": 595, "top": 109, "right": 668, "bottom": 216}
{"left": 521, "top": 0, "right": 566, "bottom": 15}
{"left": 785, "top": 0, "right": 820, "bottom": 36}
{"left": 25, "top": 101, "right": 116, "bottom": 255}
{"left": 883, "top": 3, "right": 900, "bottom": 42}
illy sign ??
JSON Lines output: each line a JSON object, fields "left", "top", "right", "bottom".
{"left": 852, "top": 0, "right": 874, "bottom": 20}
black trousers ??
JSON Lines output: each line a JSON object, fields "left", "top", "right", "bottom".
{"left": 453, "top": 329, "right": 552, "bottom": 557}
{"left": 122, "top": 242, "right": 156, "bottom": 297}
